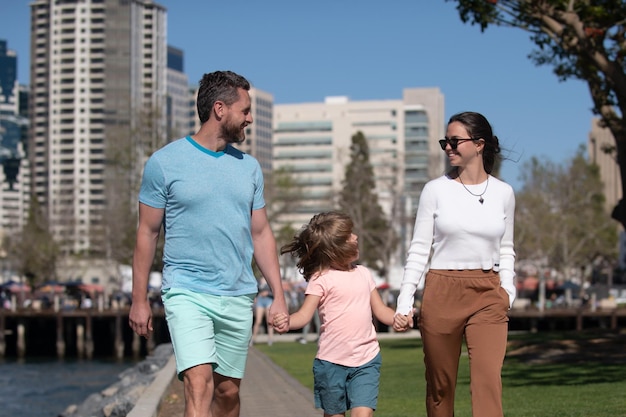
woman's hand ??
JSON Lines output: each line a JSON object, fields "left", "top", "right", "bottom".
{"left": 392, "top": 310, "right": 414, "bottom": 332}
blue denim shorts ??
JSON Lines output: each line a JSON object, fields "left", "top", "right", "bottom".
{"left": 162, "top": 288, "right": 254, "bottom": 380}
{"left": 312, "top": 352, "right": 382, "bottom": 414}
{"left": 255, "top": 295, "right": 273, "bottom": 309}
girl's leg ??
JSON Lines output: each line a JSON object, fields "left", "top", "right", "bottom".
{"left": 349, "top": 406, "right": 373, "bottom": 417}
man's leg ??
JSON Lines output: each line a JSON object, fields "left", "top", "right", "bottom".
{"left": 183, "top": 364, "right": 214, "bottom": 417}
{"left": 212, "top": 373, "right": 242, "bottom": 417}
{"left": 211, "top": 293, "right": 254, "bottom": 417}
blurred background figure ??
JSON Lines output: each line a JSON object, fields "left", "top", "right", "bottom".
{"left": 251, "top": 277, "right": 274, "bottom": 345}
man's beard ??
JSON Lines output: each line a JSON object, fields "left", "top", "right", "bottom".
{"left": 221, "top": 120, "right": 246, "bottom": 144}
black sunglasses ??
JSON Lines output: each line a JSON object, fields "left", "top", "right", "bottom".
{"left": 438, "top": 137, "right": 479, "bottom": 150}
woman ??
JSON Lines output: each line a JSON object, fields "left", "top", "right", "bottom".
{"left": 393, "top": 111, "right": 516, "bottom": 417}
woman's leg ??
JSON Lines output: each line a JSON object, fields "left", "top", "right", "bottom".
{"left": 465, "top": 275, "right": 509, "bottom": 417}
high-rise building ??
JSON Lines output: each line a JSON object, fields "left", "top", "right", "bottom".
{"left": 241, "top": 88, "right": 273, "bottom": 174}
{"left": 166, "top": 45, "right": 194, "bottom": 139}
{"left": 0, "top": 39, "right": 30, "bottom": 258}
{"left": 29, "top": 0, "right": 167, "bottom": 259}
{"left": 272, "top": 88, "right": 445, "bottom": 262}
{"left": 0, "top": 40, "right": 19, "bottom": 116}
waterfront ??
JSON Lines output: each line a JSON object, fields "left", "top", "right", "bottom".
{"left": 0, "top": 357, "right": 136, "bottom": 417}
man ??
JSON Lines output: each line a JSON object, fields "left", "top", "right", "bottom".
{"left": 129, "top": 70, "right": 289, "bottom": 417}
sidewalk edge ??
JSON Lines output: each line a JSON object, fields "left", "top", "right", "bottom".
{"left": 127, "top": 355, "right": 177, "bottom": 417}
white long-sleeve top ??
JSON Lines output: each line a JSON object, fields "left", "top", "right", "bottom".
{"left": 396, "top": 174, "right": 516, "bottom": 314}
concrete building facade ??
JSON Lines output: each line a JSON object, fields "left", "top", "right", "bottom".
{"left": 241, "top": 88, "right": 274, "bottom": 174}
{"left": 29, "top": 0, "right": 168, "bottom": 258}
{"left": 0, "top": 40, "right": 30, "bottom": 267}
{"left": 272, "top": 88, "right": 445, "bottom": 261}
{"left": 166, "top": 45, "right": 194, "bottom": 140}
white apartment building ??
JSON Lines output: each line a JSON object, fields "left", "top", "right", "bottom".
{"left": 242, "top": 88, "right": 274, "bottom": 174}
{"left": 273, "top": 88, "right": 445, "bottom": 259}
{"left": 29, "top": 0, "right": 167, "bottom": 258}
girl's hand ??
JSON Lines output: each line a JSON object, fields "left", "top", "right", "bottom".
{"left": 392, "top": 311, "right": 413, "bottom": 332}
{"left": 272, "top": 312, "right": 289, "bottom": 330}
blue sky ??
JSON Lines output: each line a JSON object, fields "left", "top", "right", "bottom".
{"left": 0, "top": 0, "right": 594, "bottom": 190}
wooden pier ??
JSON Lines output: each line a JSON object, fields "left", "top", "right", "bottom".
{"left": 1, "top": 305, "right": 624, "bottom": 359}
{"left": 508, "top": 306, "right": 626, "bottom": 332}
{"left": 0, "top": 307, "right": 170, "bottom": 359}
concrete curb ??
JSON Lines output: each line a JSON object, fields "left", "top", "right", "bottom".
{"left": 127, "top": 355, "right": 177, "bottom": 417}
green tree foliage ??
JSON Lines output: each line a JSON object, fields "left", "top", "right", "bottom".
{"left": 252, "top": 167, "right": 303, "bottom": 279}
{"left": 101, "top": 105, "right": 167, "bottom": 270}
{"left": 264, "top": 166, "right": 303, "bottom": 249}
{"left": 4, "top": 195, "right": 59, "bottom": 286}
{"left": 265, "top": 167, "right": 302, "bottom": 224}
{"left": 448, "top": 0, "right": 626, "bottom": 227}
{"left": 515, "top": 147, "right": 617, "bottom": 276}
{"left": 338, "top": 131, "right": 397, "bottom": 278}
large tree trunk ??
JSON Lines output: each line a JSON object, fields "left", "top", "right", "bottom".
{"left": 611, "top": 132, "right": 626, "bottom": 229}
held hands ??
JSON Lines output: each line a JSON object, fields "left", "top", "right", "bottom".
{"left": 268, "top": 299, "right": 289, "bottom": 334}
{"left": 392, "top": 309, "right": 414, "bottom": 332}
{"left": 272, "top": 312, "right": 289, "bottom": 332}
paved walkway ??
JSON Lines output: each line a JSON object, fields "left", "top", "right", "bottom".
{"left": 136, "top": 331, "right": 422, "bottom": 417}
{"left": 241, "top": 340, "right": 319, "bottom": 416}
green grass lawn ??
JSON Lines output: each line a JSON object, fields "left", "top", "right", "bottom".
{"left": 257, "top": 331, "right": 626, "bottom": 417}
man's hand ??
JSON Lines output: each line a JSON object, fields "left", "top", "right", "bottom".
{"left": 272, "top": 312, "right": 289, "bottom": 331}
{"left": 129, "top": 300, "right": 154, "bottom": 339}
{"left": 268, "top": 299, "right": 289, "bottom": 334}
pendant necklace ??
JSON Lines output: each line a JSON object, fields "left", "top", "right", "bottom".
{"left": 458, "top": 175, "right": 489, "bottom": 204}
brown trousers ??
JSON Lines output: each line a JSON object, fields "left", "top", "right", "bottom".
{"left": 418, "top": 269, "right": 510, "bottom": 417}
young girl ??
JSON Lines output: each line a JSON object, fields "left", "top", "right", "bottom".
{"left": 275, "top": 211, "right": 408, "bottom": 417}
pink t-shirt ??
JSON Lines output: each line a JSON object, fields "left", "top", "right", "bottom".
{"left": 306, "top": 265, "right": 380, "bottom": 367}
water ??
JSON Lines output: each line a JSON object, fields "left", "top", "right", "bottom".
{"left": 0, "top": 357, "right": 136, "bottom": 417}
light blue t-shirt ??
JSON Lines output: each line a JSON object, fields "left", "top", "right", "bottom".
{"left": 138, "top": 136, "right": 265, "bottom": 296}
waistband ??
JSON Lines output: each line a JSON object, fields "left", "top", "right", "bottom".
{"left": 429, "top": 269, "right": 497, "bottom": 279}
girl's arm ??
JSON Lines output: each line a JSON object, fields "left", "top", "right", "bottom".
{"left": 370, "top": 289, "right": 396, "bottom": 326}
{"left": 288, "top": 294, "right": 321, "bottom": 330}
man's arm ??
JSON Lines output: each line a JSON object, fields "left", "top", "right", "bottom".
{"left": 250, "top": 207, "right": 288, "bottom": 333}
{"left": 129, "top": 203, "right": 164, "bottom": 338}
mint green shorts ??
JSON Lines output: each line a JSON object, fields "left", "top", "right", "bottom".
{"left": 162, "top": 288, "right": 255, "bottom": 380}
